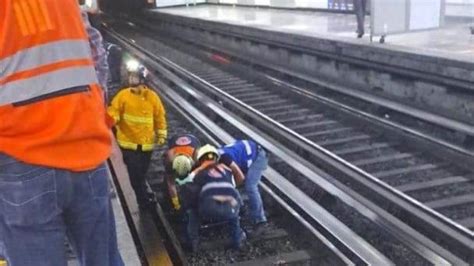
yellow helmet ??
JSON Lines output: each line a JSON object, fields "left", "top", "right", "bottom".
{"left": 195, "top": 144, "right": 219, "bottom": 162}
{"left": 172, "top": 155, "right": 194, "bottom": 178}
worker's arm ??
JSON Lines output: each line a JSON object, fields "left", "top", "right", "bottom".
{"left": 107, "top": 91, "right": 123, "bottom": 125}
{"left": 228, "top": 162, "right": 245, "bottom": 185}
{"left": 82, "top": 11, "right": 109, "bottom": 95}
{"left": 219, "top": 154, "right": 245, "bottom": 186}
{"left": 167, "top": 174, "right": 180, "bottom": 210}
{"left": 164, "top": 150, "right": 180, "bottom": 210}
{"left": 150, "top": 89, "right": 167, "bottom": 145}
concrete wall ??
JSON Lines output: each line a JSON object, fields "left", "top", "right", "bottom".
{"left": 207, "top": 0, "right": 473, "bottom": 17}
{"left": 146, "top": 12, "right": 474, "bottom": 124}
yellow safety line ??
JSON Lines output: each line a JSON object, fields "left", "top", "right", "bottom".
{"left": 0, "top": 259, "right": 7, "bottom": 266}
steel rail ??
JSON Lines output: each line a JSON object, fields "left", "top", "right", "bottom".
{"left": 104, "top": 28, "right": 469, "bottom": 265}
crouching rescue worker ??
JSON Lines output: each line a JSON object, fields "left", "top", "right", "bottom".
{"left": 108, "top": 64, "right": 167, "bottom": 209}
{"left": 181, "top": 145, "right": 246, "bottom": 252}
{"left": 219, "top": 140, "right": 269, "bottom": 235}
{"left": 164, "top": 133, "right": 201, "bottom": 211}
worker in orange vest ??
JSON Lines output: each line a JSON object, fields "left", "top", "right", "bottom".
{"left": 0, "top": 0, "right": 123, "bottom": 265}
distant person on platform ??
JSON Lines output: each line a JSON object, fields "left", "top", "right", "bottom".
{"left": 354, "top": 0, "right": 368, "bottom": 38}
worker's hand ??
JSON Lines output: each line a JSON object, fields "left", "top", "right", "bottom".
{"left": 105, "top": 113, "right": 116, "bottom": 128}
{"left": 157, "top": 137, "right": 166, "bottom": 146}
{"left": 171, "top": 196, "right": 181, "bottom": 211}
{"left": 157, "top": 129, "right": 167, "bottom": 146}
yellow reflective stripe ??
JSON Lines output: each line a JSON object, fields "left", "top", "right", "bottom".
{"left": 29, "top": 0, "right": 48, "bottom": 32}
{"left": 118, "top": 140, "right": 137, "bottom": 150}
{"left": 157, "top": 129, "right": 167, "bottom": 137}
{"left": 37, "top": 0, "right": 54, "bottom": 30}
{"left": 13, "top": 2, "right": 29, "bottom": 36}
{"left": 142, "top": 144, "right": 154, "bottom": 151}
{"left": 118, "top": 140, "right": 154, "bottom": 151}
{"left": 13, "top": 0, "right": 54, "bottom": 36}
{"left": 123, "top": 114, "right": 153, "bottom": 124}
{"left": 20, "top": 0, "right": 36, "bottom": 35}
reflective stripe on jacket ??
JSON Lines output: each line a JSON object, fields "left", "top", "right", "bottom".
{"left": 108, "top": 86, "right": 167, "bottom": 151}
{"left": 0, "top": 0, "right": 98, "bottom": 105}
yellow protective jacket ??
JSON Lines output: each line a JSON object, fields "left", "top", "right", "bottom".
{"left": 108, "top": 86, "right": 167, "bottom": 151}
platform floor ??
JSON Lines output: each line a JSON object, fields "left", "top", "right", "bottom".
{"left": 0, "top": 181, "right": 140, "bottom": 266}
{"left": 153, "top": 5, "right": 474, "bottom": 63}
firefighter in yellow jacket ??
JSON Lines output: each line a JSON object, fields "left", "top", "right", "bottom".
{"left": 108, "top": 61, "right": 167, "bottom": 209}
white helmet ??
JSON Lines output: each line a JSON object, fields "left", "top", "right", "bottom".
{"left": 172, "top": 155, "right": 194, "bottom": 178}
{"left": 195, "top": 144, "right": 219, "bottom": 162}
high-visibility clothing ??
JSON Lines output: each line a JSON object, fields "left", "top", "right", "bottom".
{"left": 0, "top": 84, "right": 112, "bottom": 171}
{"left": 0, "top": 0, "right": 112, "bottom": 171}
{"left": 0, "top": 0, "right": 98, "bottom": 106}
{"left": 108, "top": 86, "right": 167, "bottom": 151}
{"left": 168, "top": 134, "right": 200, "bottom": 160}
{"left": 218, "top": 140, "right": 259, "bottom": 174}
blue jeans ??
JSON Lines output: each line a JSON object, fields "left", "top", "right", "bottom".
{"left": 0, "top": 153, "right": 124, "bottom": 266}
{"left": 245, "top": 149, "right": 268, "bottom": 224}
{"left": 187, "top": 196, "right": 244, "bottom": 248}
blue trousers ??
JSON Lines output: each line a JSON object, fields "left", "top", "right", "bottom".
{"left": 245, "top": 149, "right": 268, "bottom": 224}
{"left": 187, "top": 196, "right": 243, "bottom": 248}
{"left": 0, "top": 153, "right": 124, "bottom": 266}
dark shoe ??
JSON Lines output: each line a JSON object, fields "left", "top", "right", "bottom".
{"left": 357, "top": 32, "right": 364, "bottom": 38}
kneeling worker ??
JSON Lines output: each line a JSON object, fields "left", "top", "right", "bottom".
{"left": 219, "top": 140, "right": 268, "bottom": 234}
{"left": 108, "top": 62, "right": 167, "bottom": 209}
{"left": 182, "top": 145, "right": 246, "bottom": 252}
{"left": 164, "top": 133, "right": 201, "bottom": 211}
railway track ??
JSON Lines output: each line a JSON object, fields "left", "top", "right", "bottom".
{"left": 102, "top": 18, "right": 472, "bottom": 265}
{"left": 149, "top": 110, "right": 322, "bottom": 265}
{"left": 113, "top": 58, "right": 393, "bottom": 265}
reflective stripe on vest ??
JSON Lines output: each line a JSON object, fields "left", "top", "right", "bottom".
{"left": 1, "top": 66, "right": 97, "bottom": 105}
{"left": 0, "top": 0, "right": 98, "bottom": 105}
{"left": 1, "top": 40, "right": 92, "bottom": 78}
{"left": 200, "top": 182, "right": 236, "bottom": 195}
{"left": 242, "top": 140, "right": 253, "bottom": 168}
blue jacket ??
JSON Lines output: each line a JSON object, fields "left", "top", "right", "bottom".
{"left": 218, "top": 140, "right": 258, "bottom": 174}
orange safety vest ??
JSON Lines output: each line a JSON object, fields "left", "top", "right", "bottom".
{"left": 0, "top": 0, "right": 112, "bottom": 171}
{"left": 0, "top": 0, "right": 98, "bottom": 105}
